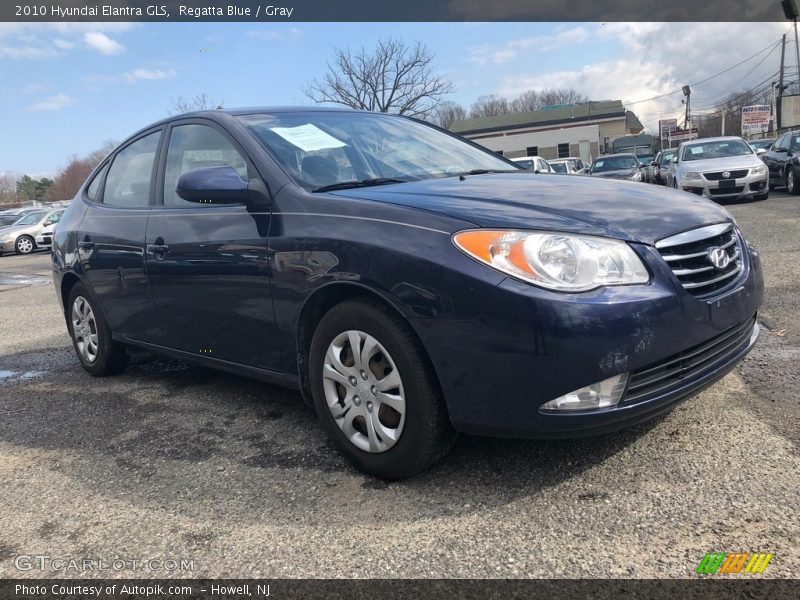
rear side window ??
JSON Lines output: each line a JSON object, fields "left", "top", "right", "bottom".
{"left": 163, "top": 124, "right": 250, "bottom": 207}
{"left": 103, "top": 131, "right": 161, "bottom": 207}
{"left": 85, "top": 163, "right": 108, "bottom": 202}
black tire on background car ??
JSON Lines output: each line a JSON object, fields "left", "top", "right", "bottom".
{"left": 15, "top": 235, "right": 36, "bottom": 255}
{"left": 769, "top": 183, "right": 776, "bottom": 191}
{"left": 786, "top": 168, "right": 800, "bottom": 195}
{"left": 67, "top": 282, "right": 129, "bottom": 376}
{"left": 309, "top": 298, "right": 457, "bottom": 479}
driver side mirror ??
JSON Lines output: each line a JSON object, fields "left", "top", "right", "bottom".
{"left": 671, "top": 156, "right": 678, "bottom": 164}
{"left": 176, "top": 165, "right": 266, "bottom": 205}
{"left": 755, "top": 147, "right": 767, "bottom": 157}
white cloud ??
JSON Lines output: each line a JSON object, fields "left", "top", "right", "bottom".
{"left": 480, "top": 22, "right": 787, "bottom": 132}
{"left": 470, "top": 26, "right": 590, "bottom": 65}
{"left": 122, "top": 67, "right": 177, "bottom": 83}
{"left": 53, "top": 39, "right": 74, "bottom": 49}
{"left": 0, "top": 45, "right": 58, "bottom": 59}
{"left": 84, "top": 32, "right": 125, "bottom": 55}
{"left": 28, "top": 93, "right": 74, "bottom": 112}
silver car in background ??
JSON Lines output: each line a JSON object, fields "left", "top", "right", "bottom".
{"left": 671, "top": 136, "right": 769, "bottom": 201}
{"left": 0, "top": 208, "right": 64, "bottom": 255}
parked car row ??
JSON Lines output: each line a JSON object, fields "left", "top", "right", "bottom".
{"left": 0, "top": 207, "right": 66, "bottom": 255}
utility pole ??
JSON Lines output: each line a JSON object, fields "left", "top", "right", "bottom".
{"left": 721, "top": 108, "right": 726, "bottom": 136}
{"left": 778, "top": 34, "right": 786, "bottom": 130}
{"left": 682, "top": 85, "right": 692, "bottom": 133}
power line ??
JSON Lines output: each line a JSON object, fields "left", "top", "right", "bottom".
{"left": 622, "top": 38, "right": 784, "bottom": 108}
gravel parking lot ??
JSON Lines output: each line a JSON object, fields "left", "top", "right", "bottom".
{"left": 0, "top": 192, "right": 798, "bottom": 579}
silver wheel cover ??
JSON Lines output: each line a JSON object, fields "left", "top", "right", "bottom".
{"left": 72, "top": 296, "right": 99, "bottom": 364}
{"left": 322, "top": 330, "right": 406, "bottom": 453}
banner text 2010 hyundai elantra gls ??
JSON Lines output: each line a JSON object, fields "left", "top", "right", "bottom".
{"left": 51, "top": 108, "right": 763, "bottom": 479}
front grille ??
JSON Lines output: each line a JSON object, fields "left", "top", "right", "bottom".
{"left": 704, "top": 169, "right": 749, "bottom": 180}
{"left": 624, "top": 316, "right": 756, "bottom": 404}
{"left": 709, "top": 186, "right": 744, "bottom": 195}
{"left": 655, "top": 223, "right": 743, "bottom": 297}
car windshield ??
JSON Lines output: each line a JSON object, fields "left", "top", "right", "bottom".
{"left": 14, "top": 211, "right": 46, "bottom": 225}
{"left": 635, "top": 154, "right": 654, "bottom": 164}
{"left": 238, "top": 111, "right": 519, "bottom": 191}
{"left": 681, "top": 139, "right": 753, "bottom": 161}
{"left": 661, "top": 150, "right": 676, "bottom": 163}
{"left": 591, "top": 156, "right": 639, "bottom": 172}
{"left": 550, "top": 162, "right": 568, "bottom": 173}
{"left": 751, "top": 140, "right": 773, "bottom": 150}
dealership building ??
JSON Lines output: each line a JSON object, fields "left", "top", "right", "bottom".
{"left": 449, "top": 100, "right": 644, "bottom": 163}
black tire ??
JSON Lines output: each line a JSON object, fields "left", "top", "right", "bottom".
{"left": 786, "top": 168, "right": 800, "bottom": 195}
{"left": 768, "top": 183, "right": 776, "bottom": 191}
{"left": 66, "top": 282, "right": 129, "bottom": 376}
{"left": 309, "top": 298, "right": 457, "bottom": 479}
{"left": 15, "top": 235, "right": 36, "bottom": 255}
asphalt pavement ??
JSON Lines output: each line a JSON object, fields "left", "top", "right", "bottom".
{"left": 0, "top": 192, "right": 797, "bottom": 579}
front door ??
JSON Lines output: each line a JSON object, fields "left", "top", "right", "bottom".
{"left": 145, "top": 121, "right": 275, "bottom": 368}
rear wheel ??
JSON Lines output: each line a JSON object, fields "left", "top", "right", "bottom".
{"left": 309, "top": 298, "right": 456, "bottom": 479}
{"left": 15, "top": 235, "right": 35, "bottom": 255}
{"left": 67, "top": 283, "right": 129, "bottom": 376}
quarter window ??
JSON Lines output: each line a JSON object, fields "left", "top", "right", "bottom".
{"left": 103, "top": 132, "right": 161, "bottom": 207}
{"left": 163, "top": 124, "right": 250, "bottom": 207}
{"left": 85, "top": 163, "right": 108, "bottom": 202}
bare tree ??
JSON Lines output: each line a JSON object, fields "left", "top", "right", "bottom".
{"left": 510, "top": 90, "right": 540, "bottom": 113}
{"left": 469, "top": 94, "right": 510, "bottom": 119}
{"left": 47, "top": 140, "right": 117, "bottom": 201}
{"left": 168, "top": 93, "right": 223, "bottom": 115}
{"left": 431, "top": 101, "right": 467, "bottom": 129}
{"left": 537, "top": 88, "right": 589, "bottom": 108}
{"left": 304, "top": 38, "right": 454, "bottom": 119}
{"left": 0, "top": 172, "right": 18, "bottom": 206}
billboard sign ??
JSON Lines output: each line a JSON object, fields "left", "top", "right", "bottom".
{"left": 741, "top": 105, "right": 771, "bottom": 134}
{"left": 659, "top": 119, "right": 678, "bottom": 141}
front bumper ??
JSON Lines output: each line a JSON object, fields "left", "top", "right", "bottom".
{"left": 681, "top": 172, "right": 768, "bottom": 199}
{"left": 415, "top": 240, "right": 764, "bottom": 437}
{"left": 0, "top": 240, "right": 14, "bottom": 252}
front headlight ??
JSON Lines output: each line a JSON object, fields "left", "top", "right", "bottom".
{"left": 752, "top": 164, "right": 767, "bottom": 175}
{"left": 453, "top": 230, "right": 650, "bottom": 292}
{"left": 682, "top": 171, "right": 702, "bottom": 181}
{"left": 629, "top": 171, "right": 643, "bottom": 181}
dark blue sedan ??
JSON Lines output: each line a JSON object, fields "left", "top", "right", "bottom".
{"left": 52, "top": 108, "right": 763, "bottom": 479}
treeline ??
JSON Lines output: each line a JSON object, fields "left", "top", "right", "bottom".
{"left": 432, "top": 88, "right": 589, "bottom": 129}
{"left": 0, "top": 141, "right": 115, "bottom": 206}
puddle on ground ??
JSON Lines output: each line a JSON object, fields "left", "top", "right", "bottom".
{"left": 0, "top": 274, "right": 50, "bottom": 286}
{"left": 0, "top": 370, "right": 46, "bottom": 383}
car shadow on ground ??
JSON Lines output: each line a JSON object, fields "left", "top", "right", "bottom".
{"left": 0, "top": 342, "right": 667, "bottom": 522}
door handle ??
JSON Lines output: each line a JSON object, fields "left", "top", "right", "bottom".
{"left": 77, "top": 240, "right": 94, "bottom": 250}
{"left": 147, "top": 243, "right": 169, "bottom": 258}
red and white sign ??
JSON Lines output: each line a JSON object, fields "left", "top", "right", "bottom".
{"left": 741, "top": 105, "right": 771, "bottom": 134}
{"left": 659, "top": 119, "right": 678, "bottom": 141}
{"left": 668, "top": 128, "right": 698, "bottom": 143}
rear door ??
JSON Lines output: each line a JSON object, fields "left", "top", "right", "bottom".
{"left": 765, "top": 133, "right": 789, "bottom": 184}
{"left": 78, "top": 129, "right": 163, "bottom": 342}
{"left": 145, "top": 120, "right": 275, "bottom": 368}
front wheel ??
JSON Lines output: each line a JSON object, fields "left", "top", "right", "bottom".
{"left": 786, "top": 168, "right": 800, "bottom": 195}
{"left": 309, "top": 298, "right": 456, "bottom": 479}
{"left": 67, "top": 283, "right": 129, "bottom": 376}
{"left": 15, "top": 235, "right": 35, "bottom": 255}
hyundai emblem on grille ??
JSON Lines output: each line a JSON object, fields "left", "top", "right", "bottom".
{"left": 722, "top": 171, "right": 731, "bottom": 178}
{"left": 707, "top": 247, "right": 731, "bottom": 269}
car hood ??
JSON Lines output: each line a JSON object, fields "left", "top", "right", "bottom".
{"left": 679, "top": 155, "right": 760, "bottom": 172}
{"left": 329, "top": 173, "right": 732, "bottom": 245}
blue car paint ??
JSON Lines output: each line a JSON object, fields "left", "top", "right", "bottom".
{"left": 52, "top": 108, "right": 763, "bottom": 438}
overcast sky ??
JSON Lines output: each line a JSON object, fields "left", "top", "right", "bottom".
{"left": 0, "top": 21, "right": 789, "bottom": 175}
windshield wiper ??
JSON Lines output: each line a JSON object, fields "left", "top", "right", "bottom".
{"left": 457, "top": 169, "right": 520, "bottom": 176}
{"left": 312, "top": 177, "right": 408, "bottom": 193}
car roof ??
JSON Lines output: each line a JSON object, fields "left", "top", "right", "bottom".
{"left": 595, "top": 153, "right": 637, "bottom": 159}
{"left": 682, "top": 136, "right": 745, "bottom": 144}
{"left": 549, "top": 157, "right": 582, "bottom": 162}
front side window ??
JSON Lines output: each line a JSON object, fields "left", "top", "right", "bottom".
{"left": 238, "top": 112, "right": 516, "bottom": 192}
{"left": 103, "top": 131, "right": 161, "bottom": 207}
{"left": 44, "top": 211, "right": 63, "bottom": 225}
{"left": 163, "top": 124, "right": 250, "bottom": 207}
